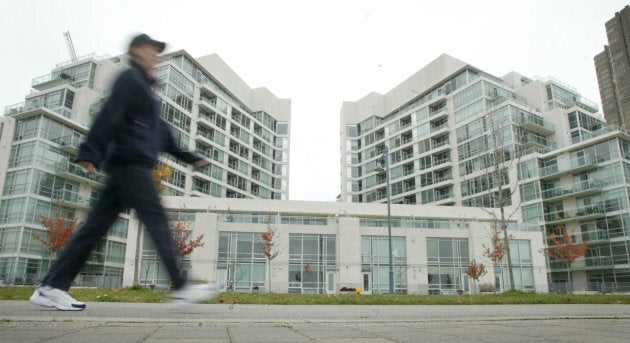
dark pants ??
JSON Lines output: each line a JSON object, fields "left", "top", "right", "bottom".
{"left": 42, "top": 164, "right": 185, "bottom": 291}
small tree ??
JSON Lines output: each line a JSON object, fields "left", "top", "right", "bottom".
{"left": 465, "top": 259, "right": 488, "bottom": 294}
{"left": 171, "top": 214, "right": 205, "bottom": 269}
{"left": 257, "top": 216, "right": 280, "bottom": 293}
{"left": 483, "top": 218, "right": 513, "bottom": 291}
{"left": 543, "top": 225, "right": 589, "bottom": 293}
{"left": 33, "top": 206, "right": 80, "bottom": 269}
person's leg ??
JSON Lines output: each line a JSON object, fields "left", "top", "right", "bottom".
{"left": 41, "top": 182, "right": 123, "bottom": 291}
{"left": 116, "top": 165, "right": 186, "bottom": 289}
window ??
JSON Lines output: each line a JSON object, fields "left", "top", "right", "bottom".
{"left": 288, "top": 234, "right": 336, "bottom": 294}
{"left": 362, "top": 235, "right": 407, "bottom": 294}
{"left": 427, "top": 238, "right": 469, "bottom": 293}
{"left": 217, "top": 232, "right": 266, "bottom": 292}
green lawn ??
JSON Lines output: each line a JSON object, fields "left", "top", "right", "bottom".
{"left": 2, "top": 286, "right": 628, "bottom": 305}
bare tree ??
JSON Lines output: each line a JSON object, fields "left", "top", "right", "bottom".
{"left": 257, "top": 215, "right": 280, "bottom": 293}
{"left": 478, "top": 100, "right": 527, "bottom": 291}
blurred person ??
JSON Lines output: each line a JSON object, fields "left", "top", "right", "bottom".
{"left": 30, "top": 33, "right": 216, "bottom": 311}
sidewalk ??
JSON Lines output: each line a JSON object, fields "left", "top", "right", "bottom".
{"left": 1, "top": 301, "right": 630, "bottom": 342}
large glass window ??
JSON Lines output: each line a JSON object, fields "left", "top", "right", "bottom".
{"left": 361, "top": 236, "right": 407, "bottom": 294}
{"left": 495, "top": 240, "right": 534, "bottom": 291}
{"left": 427, "top": 237, "right": 469, "bottom": 293}
{"left": 217, "top": 232, "right": 266, "bottom": 292}
{"left": 288, "top": 234, "right": 336, "bottom": 294}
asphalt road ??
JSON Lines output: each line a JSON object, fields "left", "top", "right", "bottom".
{"left": 1, "top": 301, "right": 629, "bottom": 342}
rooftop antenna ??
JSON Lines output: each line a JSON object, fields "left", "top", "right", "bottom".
{"left": 63, "top": 31, "right": 78, "bottom": 62}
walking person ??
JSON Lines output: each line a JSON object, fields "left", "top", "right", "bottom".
{"left": 30, "top": 33, "right": 216, "bottom": 311}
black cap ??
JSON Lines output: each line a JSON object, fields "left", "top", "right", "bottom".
{"left": 128, "top": 33, "right": 166, "bottom": 53}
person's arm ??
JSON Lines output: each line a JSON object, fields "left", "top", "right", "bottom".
{"left": 75, "top": 71, "right": 134, "bottom": 169}
{"left": 159, "top": 118, "right": 208, "bottom": 167}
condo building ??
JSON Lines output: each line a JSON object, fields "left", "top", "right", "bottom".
{"left": 595, "top": 5, "right": 630, "bottom": 129}
{"left": 0, "top": 51, "right": 290, "bottom": 287}
{"left": 340, "top": 54, "right": 630, "bottom": 291}
{"left": 0, "top": 49, "right": 548, "bottom": 294}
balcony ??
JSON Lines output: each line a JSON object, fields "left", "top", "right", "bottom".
{"left": 581, "top": 230, "right": 609, "bottom": 243}
{"left": 4, "top": 101, "right": 87, "bottom": 131}
{"left": 31, "top": 71, "right": 77, "bottom": 91}
{"left": 198, "top": 94, "right": 218, "bottom": 113}
{"left": 541, "top": 180, "right": 602, "bottom": 201}
{"left": 520, "top": 133, "right": 550, "bottom": 150}
{"left": 539, "top": 155, "right": 598, "bottom": 180}
{"left": 428, "top": 107, "right": 448, "bottom": 122}
{"left": 55, "top": 159, "right": 107, "bottom": 187}
{"left": 51, "top": 135, "right": 84, "bottom": 155}
{"left": 431, "top": 138, "right": 450, "bottom": 153}
{"left": 514, "top": 114, "right": 555, "bottom": 135}
{"left": 430, "top": 121, "right": 449, "bottom": 138}
{"left": 544, "top": 203, "right": 606, "bottom": 225}
{"left": 52, "top": 189, "right": 93, "bottom": 210}
{"left": 434, "top": 192, "right": 455, "bottom": 205}
{"left": 433, "top": 174, "right": 453, "bottom": 186}
{"left": 431, "top": 155, "right": 452, "bottom": 171}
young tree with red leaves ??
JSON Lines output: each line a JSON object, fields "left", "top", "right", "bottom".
{"left": 543, "top": 225, "right": 589, "bottom": 293}
{"left": 33, "top": 206, "right": 80, "bottom": 269}
{"left": 482, "top": 219, "right": 514, "bottom": 291}
{"left": 257, "top": 216, "right": 280, "bottom": 293}
{"left": 465, "top": 259, "right": 488, "bottom": 294}
{"left": 170, "top": 214, "right": 204, "bottom": 269}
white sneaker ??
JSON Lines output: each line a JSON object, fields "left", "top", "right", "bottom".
{"left": 30, "top": 286, "right": 86, "bottom": 311}
{"left": 170, "top": 283, "right": 218, "bottom": 308}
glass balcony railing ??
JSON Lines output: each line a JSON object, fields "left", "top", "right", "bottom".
{"left": 584, "top": 256, "right": 614, "bottom": 268}
{"left": 513, "top": 113, "right": 555, "bottom": 134}
{"left": 51, "top": 135, "right": 83, "bottom": 151}
{"left": 541, "top": 180, "right": 601, "bottom": 200}
{"left": 581, "top": 230, "right": 609, "bottom": 242}
{"left": 539, "top": 155, "right": 597, "bottom": 178}
{"left": 52, "top": 189, "right": 93, "bottom": 208}
{"left": 54, "top": 159, "right": 107, "bottom": 185}
{"left": 544, "top": 202, "right": 606, "bottom": 224}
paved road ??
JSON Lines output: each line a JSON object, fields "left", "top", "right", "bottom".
{"left": 1, "top": 300, "right": 630, "bottom": 342}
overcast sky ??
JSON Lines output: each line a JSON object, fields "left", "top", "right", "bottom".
{"left": 1, "top": 0, "right": 628, "bottom": 201}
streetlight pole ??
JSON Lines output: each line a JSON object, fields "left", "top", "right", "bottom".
{"left": 381, "top": 144, "right": 394, "bottom": 294}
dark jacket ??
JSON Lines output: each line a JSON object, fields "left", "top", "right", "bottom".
{"left": 76, "top": 60, "right": 200, "bottom": 169}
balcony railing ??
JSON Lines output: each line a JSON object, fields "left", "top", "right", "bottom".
{"left": 51, "top": 135, "right": 83, "bottom": 153}
{"left": 539, "top": 155, "right": 597, "bottom": 178}
{"left": 544, "top": 202, "right": 606, "bottom": 224}
{"left": 514, "top": 113, "right": 555, "bottom": 135}
{"left": 541, "top": 180, "right": 601, "bottom": 200}
{"left": 581, "top": 230, "right": 609, "bottom": 242}
{"left": 52, "top": 189, "right": 93, "bottom": 209}
{"left": 54, "top": 159, "right": 107, "bottom": 186}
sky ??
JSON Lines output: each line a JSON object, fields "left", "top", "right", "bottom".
{"left": 1, "top": 0, "right": 628, "bottom": 201}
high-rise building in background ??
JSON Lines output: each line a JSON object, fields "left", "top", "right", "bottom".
{"left": 595, "top": 5, "right": 630, "bottom": 129}
{"left": 340, "top": 54, "right": 630, "bottom": 291}
{"left": 0, "top": 51, "right": 290, "bottom": 287}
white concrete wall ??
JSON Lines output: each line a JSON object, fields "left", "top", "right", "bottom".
{"left": 123, "top": 197, "right": 548, "bottom": 294}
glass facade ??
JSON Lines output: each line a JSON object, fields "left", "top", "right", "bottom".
{"left": 361, "top": 235, "right": 407, "bottom": 294}
{"left": 427, "top": 237, "right": 469, "bottom": 294}
{"left": 288, "top": 234, "right": 336, "bottom": 294}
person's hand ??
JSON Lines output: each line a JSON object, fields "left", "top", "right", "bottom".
{"left": 78, "top": 161, "right": 96, "bottom": 175}
{"left": 192, "top": 159, "right": 210, "bottom": 168}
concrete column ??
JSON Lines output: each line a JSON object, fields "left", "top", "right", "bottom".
{"left": 337, "top": 217, "right": 361, "bottom": 290}
{"left": 191, "top": 212, "right": 218, "bottom": 283}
